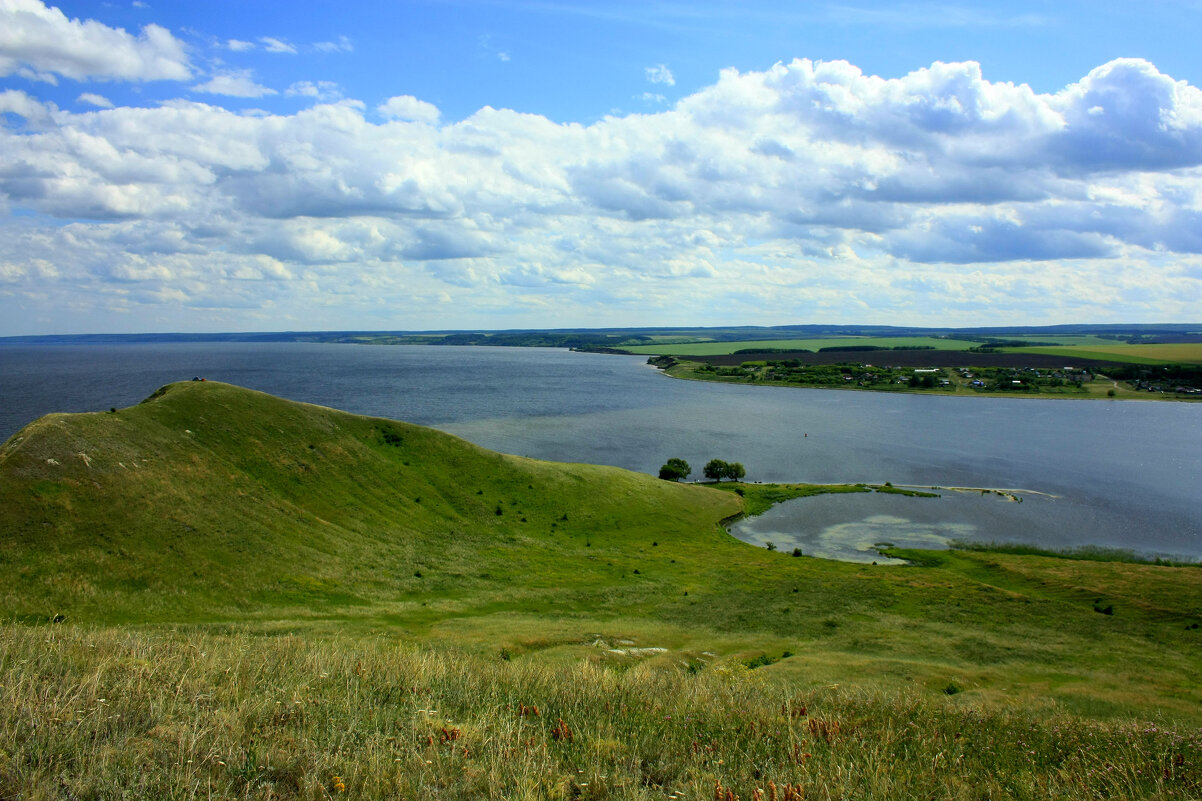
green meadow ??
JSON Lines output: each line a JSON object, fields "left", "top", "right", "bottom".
{"left": 999, "top": 342, "right": 1202, "bottom": 365}
{"left": 622, "top": 335, "right": 1202, "bottom": 369}
{"left": 2, "top": 382, "right": 1201, "bottom": 799}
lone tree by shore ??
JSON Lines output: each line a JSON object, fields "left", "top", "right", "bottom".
{"left": 704, "top": 459, "right": 746, "bottom": 482}
{"left": 658, "top": 458, "right": 692, "bottom": 481}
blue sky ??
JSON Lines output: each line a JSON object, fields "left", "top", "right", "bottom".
{"left": 2, "top": 0, "right": 1201, "bottom": 334}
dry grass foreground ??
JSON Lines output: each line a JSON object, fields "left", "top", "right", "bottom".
{"left": 3, "top": 625, "right": 1200, "bottom": 801}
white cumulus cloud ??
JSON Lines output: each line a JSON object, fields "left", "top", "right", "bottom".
{"left": 0, "top": 0, "right": 190, "bottom": 82}
{"left": 2, "top": 56, "right": 1201, "bottom": 330}
{"left": 286, "top": 81, "right": 342, "bottom": 102}
{"left": 377, "top": 95, "right": 441, "bottom": 124}
{"left": 77, "top": 92, "right": 113, "bottom": 108}
{"left": 193, "top": 70, "right": 276, "bottom": 98}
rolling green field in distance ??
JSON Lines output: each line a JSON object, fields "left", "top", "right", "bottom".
{"left": 621, "top": 335, "right": 1202, "bottom": 367}
{"left": 3, "top": 382, "right": 1202, "bottom": 798}
{"left": 1000, "top": 342, "right": 1202, "bottom": 365}
{"left": 622, "top": 337, "right": 981, "bottom": 356}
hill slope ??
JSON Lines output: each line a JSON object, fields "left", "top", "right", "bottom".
{"left": 0, "top": 380, "right": 739, "bottom": 625}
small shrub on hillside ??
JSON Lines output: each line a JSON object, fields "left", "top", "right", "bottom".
{"left": 745, "top": 653, "right": 778, "bottom": 669}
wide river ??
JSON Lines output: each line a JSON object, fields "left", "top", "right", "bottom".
{"left": 2, "top": 343, "right": 1199, "bottom": 560}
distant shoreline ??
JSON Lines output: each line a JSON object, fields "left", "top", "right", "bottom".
{"left": 653, "top": 358, "right": 1201, "bottom": 402}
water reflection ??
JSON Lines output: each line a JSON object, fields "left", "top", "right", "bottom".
{"left": 728, "top": 490, "right": 1104, "bottom": 563}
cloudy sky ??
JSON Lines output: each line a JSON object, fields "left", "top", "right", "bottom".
{"left": 2, "top": 0, "right": 1201, "bottom": 335}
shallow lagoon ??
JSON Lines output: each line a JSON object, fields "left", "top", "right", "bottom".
{"left": 2, "top": 342, "right": 1200, "bottom": 559}
{"left": 732, "top": 490, "right": 1068, "bottom": 564}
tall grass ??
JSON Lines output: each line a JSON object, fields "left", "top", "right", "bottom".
{"left": 3, "top": 625, "right": 1199, "bottom": 800}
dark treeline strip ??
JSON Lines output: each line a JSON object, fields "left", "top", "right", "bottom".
{"left": 686, "top": 351, "right": 1125, "bottom": 369}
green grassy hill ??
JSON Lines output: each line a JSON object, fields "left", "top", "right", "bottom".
{"left": 0, "top": 380, "right": 739, "bottom": 626}
{"left": 4, "top": 382, "right": 1202, "bottom": 798}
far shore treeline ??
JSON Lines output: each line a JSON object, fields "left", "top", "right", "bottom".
{"left": 4, "top": 322, "right": 1201, "bottom": 349}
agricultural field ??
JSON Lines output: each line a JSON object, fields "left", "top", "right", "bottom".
{"left": 622, "top": 335, "right": 1202, "bottom": 369}
{"left": 1000, "top": 342, "right": 1202, "bottom": 365}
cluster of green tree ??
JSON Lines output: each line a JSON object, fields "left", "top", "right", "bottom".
{"left": 1104, "top": 364, "right": 1202, "bottom": 390}
{"left": 967, "top": 339, "right": 1065, "bottom": 351}
{"left": 695, "top": 364, "right": 758, "bottom": 379}
{"left": 704, "top": 459, "right": 746, "bottom": 482}
{"left": 818, "top": 345, "right": 887, "bottom": 352}
{"left": 965, "top": 366, "right": 1091, "bottom": 393}
{"left": 656, "top": 458, "right": 746, "bottom": 482}
{"left": 718, "top": 361, "right": 950, "bottom": 390}
{"left": 657, "top": 458, "right": 692, "bottom": 481}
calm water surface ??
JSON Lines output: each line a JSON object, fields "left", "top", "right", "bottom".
{"left": 2, "top": 343, "right": 1199, "bottom": 559}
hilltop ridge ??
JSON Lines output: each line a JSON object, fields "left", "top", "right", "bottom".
{"left": 0, "top": 380, "right": 739, "bottom": 625}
